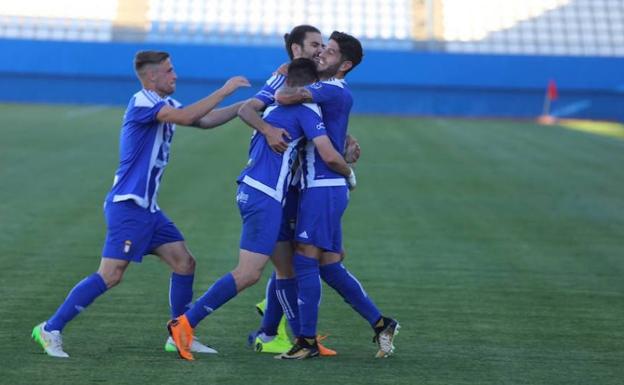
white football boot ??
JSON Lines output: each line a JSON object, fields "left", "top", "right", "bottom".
{"left": 165, "top": 336, "right": 218, "bottom": 354}
{"left": 32, "top": 322, "right": 69, "bottom": 358}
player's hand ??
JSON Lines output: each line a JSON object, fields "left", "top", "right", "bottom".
{"left": 221, "top": 76, "right": 251, "bottom": 96}
{"left": 276, "top": 62, "right": 289, "bottom": 76}
{"left": 345, "top": 135, "right": 361, "bottom": 164}
{"left": 346, "top": 168, "right": 357, "bottom": 190}
{"left": 264, "top": 125, "right": 291, "bottom": 153}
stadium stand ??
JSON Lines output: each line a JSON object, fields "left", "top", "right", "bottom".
{"left": 0, "top": 1, "right": 116, "bottom": 41}
{"left": 1, "top": 0, "right": 622, "bottom": 56}
{"left": 442, "top": 0, "right": 624, "bottom": 56}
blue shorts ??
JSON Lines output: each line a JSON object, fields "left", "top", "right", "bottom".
{"left": 237, "top": 183, "right": 283, "bottom": 256}
{"left": 278, "top": 186, "right": 299, "bottom": 242}
{"left": 295, "top": 186, "right": 349, "bottom": 253}
{"left": 102, "top": 200, "right": 184, "bottom": 263}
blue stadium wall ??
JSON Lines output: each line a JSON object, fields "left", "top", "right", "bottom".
{"left": 1, "top": 38, "right": 623, "bottom": 121}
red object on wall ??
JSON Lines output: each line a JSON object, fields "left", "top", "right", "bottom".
{"left": 547, "top": 79, "right": 559, "bottom": 101}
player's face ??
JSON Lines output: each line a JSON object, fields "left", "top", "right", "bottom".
{"left": 316, "top": 39, "right": 343, "bottom": 77}
{"left": 298, "top": 32, "right": 323, "bottom": 62}
{"left": 153, "top": 58, "right": 177, "bottom": 96}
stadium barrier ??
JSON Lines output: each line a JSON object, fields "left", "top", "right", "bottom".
{"left": 1, "top": 38, "right": 623, "bottom": 121}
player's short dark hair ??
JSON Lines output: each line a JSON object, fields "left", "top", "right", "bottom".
{"left": 134, "top": 50, "right": 170, "bottom": 73}
{"left": 286, "top": 58, "right": 319, "bottom": 87}
{"left": 329, "top": 31, "right": 363, "bottom": 74}
{"left": 284, "top": 25, "right": 321, "bottom": 60}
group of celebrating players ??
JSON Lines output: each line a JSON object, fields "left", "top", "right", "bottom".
{"left": 32, "top": 24, "right": 399, "bottom": 361}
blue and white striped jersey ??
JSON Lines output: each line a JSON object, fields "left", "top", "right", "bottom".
{"left": 237, "top": 103, "right": 327, "bottom": 202}
{"left": 254, "top": 72, "right": 287, "bottom": 107}
{"left": 302, "top": 78, "right": 352, "bottom": 188}
{"left": 105, "top": 89, "right": 182, "bottom": 212}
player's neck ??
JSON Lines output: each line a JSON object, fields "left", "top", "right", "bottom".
{"left": 319, "top": 74, "right": 345, "bottom": 81}
{"left": 141, "top": 82, "right": 166, "bottom": 98}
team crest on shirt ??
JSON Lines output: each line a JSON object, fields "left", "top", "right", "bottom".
{"left": 316, "top": 122, "right": 326, "bottom": 130}
{"left": 310, "top": 82, "right": 323, "bottom": 89}
{"left": 123, "top": 240, "right": 132, "bottom": 253}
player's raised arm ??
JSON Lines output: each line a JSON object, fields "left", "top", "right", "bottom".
{"left": 192, "top": 101, "right": 245, "bottom": 129}
{"left": 275, "top": 85, "right": 313, "bottom": 105}
{"left": 157, "top": 76, "right": 250, "bottom": 126}
{"left": 237, "top": 98, "right": 290, "bottom": 152}
{"left": 345, "top": 133, "right": 361, "bottom": 164}
{"left": 237, "top": 98, "right": 269, "bottom": 131}
{"left": 312, "top": 135, "right": 356, "bottom": 190}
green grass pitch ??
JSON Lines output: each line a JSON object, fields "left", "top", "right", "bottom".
{"left": 0, "top": 103, "right": 623, "bottom": 385}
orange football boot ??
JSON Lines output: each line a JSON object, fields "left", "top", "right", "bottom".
{"left": 317, "top": 335, "right": 337, "bottom": 356}
{"left": 167, "top": 315, "right": 194, "bottom": 360}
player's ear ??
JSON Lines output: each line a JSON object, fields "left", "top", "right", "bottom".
{"left": 291, "top": 43, "right": 302, "bottom": 58}
{"left": 144, "top": 65, "right": 157, "bottom": 82}
{"left": 151, "top": 72, "right": 160, "bottom": 83}
{"left": 141, "top": 68, "right": 151, "bottom": 82}
{"left": 339, "top": 60, "right": 353, "bottom": 73}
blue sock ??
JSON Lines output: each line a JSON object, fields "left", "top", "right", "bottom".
{"left": 185, "top": 273, "right": 237, "bottom": 328}
{"left": 260, "top": 271, "right": 283, "bottom": 336}
{"left": 275, "top": 277, "right": 300, "bottom": 337}
{"left": 294, "top": 254, "right": 321, "bottom": 338}
{"left": 45, "top": 273, "right": 108, "bottom": 332}
{"left": 320, "top": 262, "right": 382, "bottom": 327}
{"left": 169, "top": 272, "right": 194, "bottom": 318}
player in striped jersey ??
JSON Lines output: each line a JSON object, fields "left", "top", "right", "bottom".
{"left": 237, "top": 25, "right": 336, "bottom": 355}
{"left": 167, "top": 58, "right": 355, "bottom": 361}
{"left": 275, "top": 32, "right": 400, "bottom": 359}
{"left": 240, "top": 26, "right": 361, "bottom": 356}
{"left": 31, "top": 51, "right": 250, "bottom": 358}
